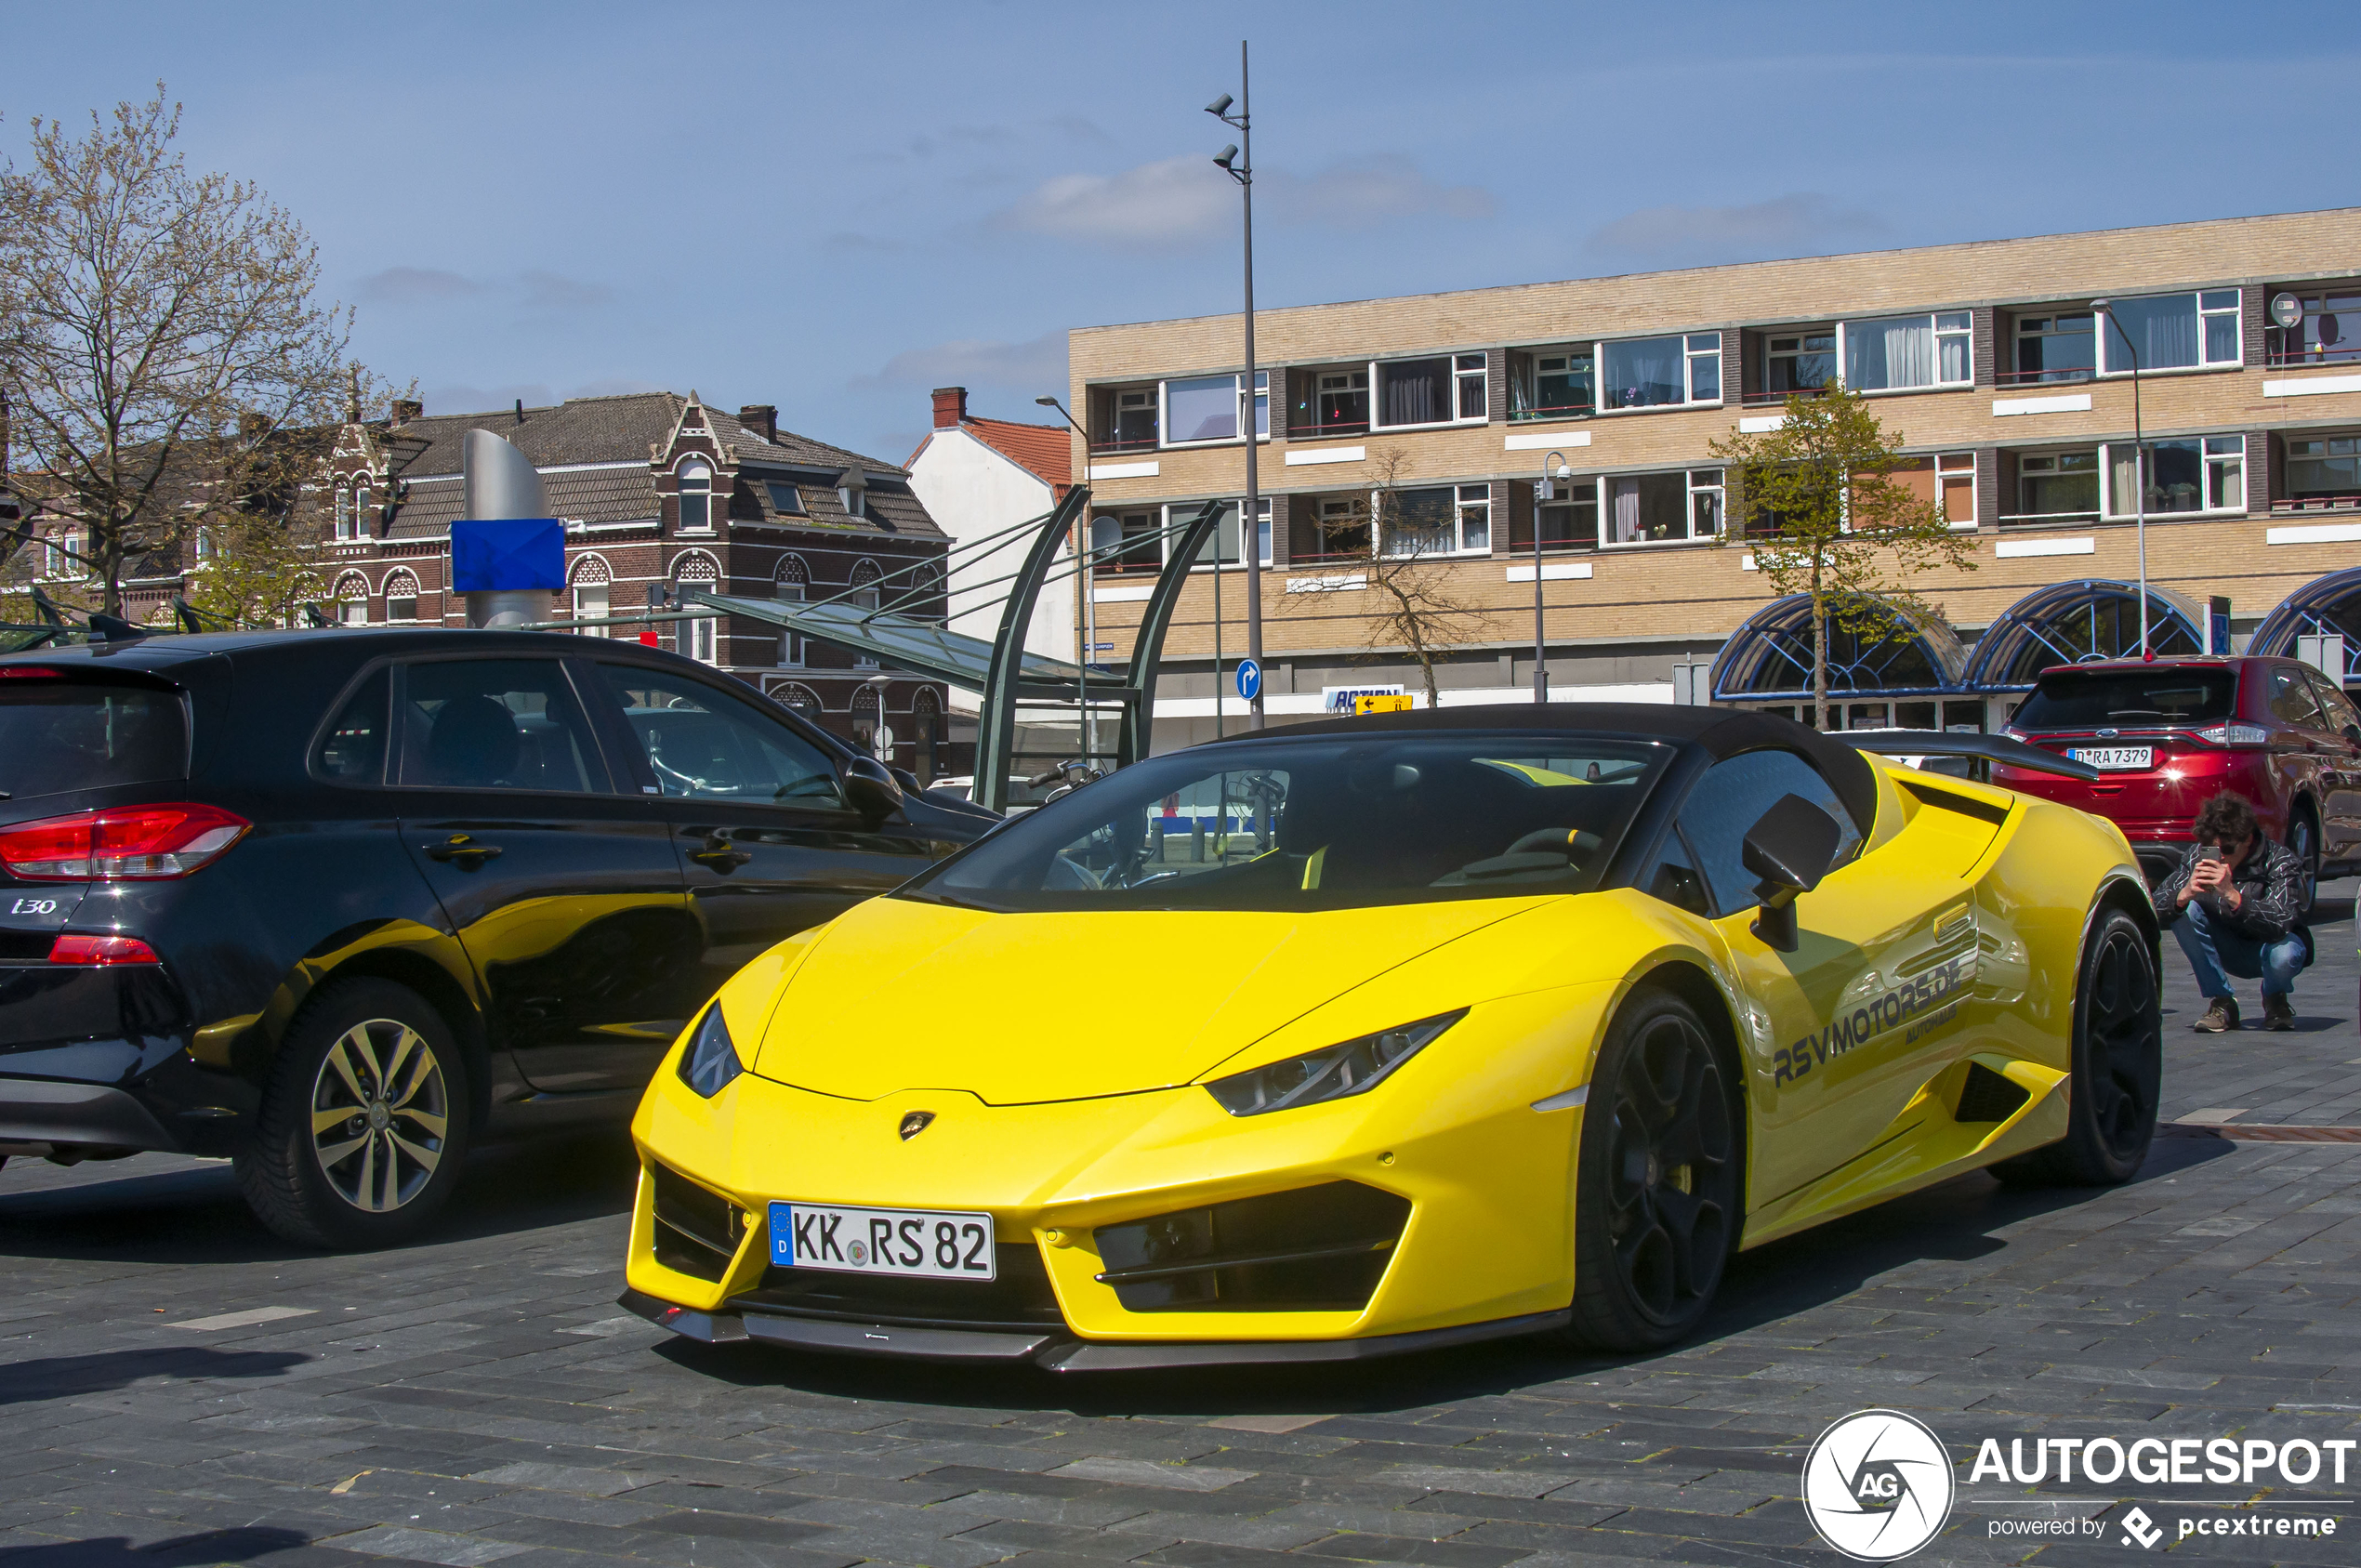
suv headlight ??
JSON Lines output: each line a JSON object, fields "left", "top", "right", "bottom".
{"left": 1205, "top": 1009, "right": 1466, "bottom": 1116}
{"left": 678, "top": 1005, "right": 744, "bottom": 1098}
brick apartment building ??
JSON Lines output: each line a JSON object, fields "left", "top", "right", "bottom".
{"left": 309, "top": 390, "right": 952, "bottom": 771}
{"left": 1069, "top": 205, "right": 2361, "bottom": 742}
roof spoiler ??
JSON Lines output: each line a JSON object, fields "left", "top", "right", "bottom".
{"left": 1843, "top": 728, "right": 2100, "bottom": 782}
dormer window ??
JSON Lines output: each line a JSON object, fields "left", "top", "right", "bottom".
{"left": 677, "top": 459, "right": 713, "bottom": 532}
{"left": 335, "top": 488, "right": 353, "bottom": 540}
{"left": 766, "top": 481, "right": 805, "bottom": 515}
{"left": 837, "top": 469, "right": 867, "bottom": 520}
{"left": 355, "top": 481, "right": 373, "bottom": 537}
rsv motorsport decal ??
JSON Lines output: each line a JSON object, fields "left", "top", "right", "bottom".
{"left": 1773, "top": 956, "right": 1972, "bottom": 1087}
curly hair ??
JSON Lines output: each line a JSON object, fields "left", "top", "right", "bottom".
{"left": 2193, "top": 792, "right": 2261, "bottom": 848}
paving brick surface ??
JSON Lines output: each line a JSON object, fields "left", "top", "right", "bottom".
{"left": 6, "top": 903, "right": 2361, "bottom": 1568}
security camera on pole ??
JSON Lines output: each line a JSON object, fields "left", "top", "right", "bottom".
{"left": 455, "top": 428, "right": 564, "bottom": 628}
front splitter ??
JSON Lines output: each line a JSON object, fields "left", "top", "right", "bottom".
{"left": 618, "top": 1286, "right": 1569, "bottom": 1372}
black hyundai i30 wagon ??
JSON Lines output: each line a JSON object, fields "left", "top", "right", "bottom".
{"left": 0, "top": 629, "right": 989, "bottom": 1247}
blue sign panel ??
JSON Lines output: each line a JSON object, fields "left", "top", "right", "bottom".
{"left": 451, "top": 518, "right": 566, "bottom": 593}
{"left": 1235, "top": 657, "right": 1262, "bottom": 702}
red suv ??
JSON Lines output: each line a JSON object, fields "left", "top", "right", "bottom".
{"left": 1994, "top": 655, "right": 2361, "bottom": 906}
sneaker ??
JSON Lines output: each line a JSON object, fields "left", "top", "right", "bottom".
{"left": 2264, "top": 995, "right": 2295, "bottom": 1032}
{"left": 2195, "top": 996, "right": 2240, "bottom": 1033}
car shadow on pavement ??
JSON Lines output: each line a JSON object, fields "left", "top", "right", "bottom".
{"left": 650, "top": 1133, "right": 2239, "bottom": 1418}
{"left": 0, "top": 1346, "right": 307, "bottom": 1407}
{"left": 0, "top": 1527, "right": 310, "bottom": 1567}
{"left": 0, "top": 1130, "right": 638, "bottom": 1266}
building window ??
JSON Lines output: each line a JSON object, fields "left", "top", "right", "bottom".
{"left": 2012, "top": 312, "right": 2095, "bottom": 384}
{"left": 1765, "top": 330, "right": 1837, "bottom": 397}
{"left": 1313, "top": 496, "right": 1367, "bottom": 559}
{"left": 766, "top": 481, "right": 805, "bottom": 515}
{"left": 1513, "top": 349, "right": 1592, "bottom": 421}
{"left": 383, "top": 572, "right": 420, "bottom": 623}
{"left": 1455, "top": 353, "right": 1486, "bottom": 419}
{"left": 1108, "top": 388, "right": 1158, "bottom": 450}
{"left": 2267, "top": 287, "right": 2361, "bottom": 366}
{"left": 1163, "top": 371, "right": 1268, "bottom": 445}
{"left": 335, "top": 489, "right": 353, "bottom": 540}
{"left": 1537, "top": 473, "right": 1600, "bottom": 550}
{"left": 677, "top": 459, "right": 713, "bottom": 532}
{"left": 333, "top": 574, "right": 370, "bottom": 625}
{"left": 2285, "top": 433, "right": 2361, "bottom": 504}
{"left": 1602, "top": 334, "right": 1720, "bottom": 410}
{"left": 2016, "top": 451, "right": 2100, "bottom": 520}
{"left": 1938, "top": 453, "right": 1976, "bottom": 527}
{"left": 1179, "top": 498, "right": 1273, "bottom": 569}
{"left": 1605, "top": 468, "right": 1722, "bottom": 545}
{"left": 573, "top": 581, "right": 608, "bottom": 635}
{"left": 1305, "top": 368, "right": 1369, "bottom": 436}
{"left": 354, "top": 483, "right": 373, "bottom": 536}
{"left": 193, "top": 527, "right": 217, "bottom": 563}
{"left": 2104, "top": 435, "right": 2244, "bottom": 518}
{"left": 776, "top": 556, "right": 810, "bottom": 666}
{"left": 2100, "top": 290, "right": 2241, "bottom": 374}
{"left": 1091, "top": 511, "right": 1163, "bottom": 574}
{"left": 849, "top": 561, "right": 881, "bottom": 669}
{"left": 1840, "top": 312, "right": 1971, "bottom": 392}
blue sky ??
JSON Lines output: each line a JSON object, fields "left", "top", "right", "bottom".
{"left": 4, "top": 2, "right": 2354, "bottom": 465}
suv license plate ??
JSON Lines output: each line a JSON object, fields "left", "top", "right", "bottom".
{"left": 2069, "top": 745, "right": 2154, "bottom": 771}
{"left": 767, "top": 1201, "right": 996, "bottom": 1280}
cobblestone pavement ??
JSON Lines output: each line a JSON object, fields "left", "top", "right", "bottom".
{"left": 4, "top": 898, "right": 2360, "bottom": 1568}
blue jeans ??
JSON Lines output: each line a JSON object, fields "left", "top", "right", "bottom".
{"left": 2172, "top": 902, "right": 2308, "bottom": 999}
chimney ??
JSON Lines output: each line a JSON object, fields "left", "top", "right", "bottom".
{"left": 738, "top": 404, "right": 777, "bottom": 443}
{"left": 931, "top": 387, "right": 968, "bottom": 428}
{"left": 390, "top": 399, "right": 422, "bottom": 425}
{"left": 512, "top": 398, "right": 526, "bottom": 426}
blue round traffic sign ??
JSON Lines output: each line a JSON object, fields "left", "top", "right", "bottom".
{"left": 1235, "top": 658, "right": 1262, "bottom": 702}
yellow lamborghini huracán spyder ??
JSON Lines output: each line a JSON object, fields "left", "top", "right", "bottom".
{"left": 621, "top": 705, "right": 2156, "bottom": 1369}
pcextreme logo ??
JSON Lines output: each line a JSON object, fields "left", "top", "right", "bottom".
{"left": 1801, "top": 1409, "right": 1957, "bottom": 1561}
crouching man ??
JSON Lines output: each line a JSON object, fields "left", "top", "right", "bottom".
{"left": 2153, "top": 792, "right": 2313, "bottom": 1032}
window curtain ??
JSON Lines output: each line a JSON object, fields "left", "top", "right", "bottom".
{"left": 1381, "top": 360, "right": 1449, "bottom": 426}
{"left": 2106, "top": 447, "right": 2142, "bottom": 517}
{"left": 2104, "top": 295, "right": 2199, "bottom": 372}
{"left": 1612, "top": 478, "right": 1642, "bottom": 541}
{"left": 1848, "top": 317, "right": 1934, "bottom": 390}
{"left": 1386, "top": 487, "right": 1455, "bottom": 555}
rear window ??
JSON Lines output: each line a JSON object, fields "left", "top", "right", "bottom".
{"left": 2012, "top": 668, "right": 2236, "bottom": 730}
{"left": 0, "top": 679, "right": 187, "bottom": 800}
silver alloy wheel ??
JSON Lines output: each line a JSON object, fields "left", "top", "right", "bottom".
{"left": 308, "top": 1018, "right": 449, "bottom": 1212}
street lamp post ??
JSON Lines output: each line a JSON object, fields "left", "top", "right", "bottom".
{"left": 1209, "top": 45, "right": 1262, "bottom": 729}
{"left": 1035, "top": 395, "right": 1099, "bottom": 766}
{"left": 1534, "top": 452, "right": 1569, "bottom": 704}
{"left": 2091, "top": 299, "right": 2149, "bottom": 657}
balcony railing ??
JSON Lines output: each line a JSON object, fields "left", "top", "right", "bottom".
{"left": 1088, "top": 434, "right": 1159, "bottom": 456}
{"left": 2274, "top": 494, "right": 2361, "bottom": 513}
{"left": 1740, "top": 386, "right": 1831, "bottom": 407}
{"left": 1505, "top": 401, "right": 1595, "bottom": 423}
{"left": 1999, "top": 509, "right": 2102, "bottom": 527}
{"left": 2266, "top": 346, "right": 2361, "bottom": 368}
{"left": 1286, "top": 417, "right": 1371, "bottom": 441}
{"left": 1994, "top": 366, "right": 2096, "bottom": 387}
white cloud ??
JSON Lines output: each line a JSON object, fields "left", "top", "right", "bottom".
{"left": 992, "top": 154, "right": 1493, "bottom": 249}
{"left": 1586, "top": 193, "right": 1886, "bottom": 268}
{"left": 521, "top": 270, "right": 613, "bottom": 311}
{"left": 357, "top": 266, "right": 484, "bottom": 305}
{"left": 356, "top": 267, "right": 612, "bottom": 313}
{"left": 856, "top": 332, "right": 1068, "bottom": 394}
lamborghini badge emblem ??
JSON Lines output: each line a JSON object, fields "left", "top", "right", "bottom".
{"left": 898, "top": 1111, "right": 936, "bottom": 1140}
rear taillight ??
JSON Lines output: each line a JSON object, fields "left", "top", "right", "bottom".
{"left": 2193, "top": 722, "right": 2271, "bottom": 748}
{"left": 0, "top": 803, "right": 249, "bottom": 880}
{"left": 0, "top": 666, "right": 64, "bottom": 679}
{"left": 47, "top": 932, "right": 161, "bottom": 965}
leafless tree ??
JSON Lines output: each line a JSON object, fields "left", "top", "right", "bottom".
{"left": 0, "top": 87, "right": 353, "bottom": 614}
{"left": 1339, "top": 446, "right": 1493, "bottom": 709}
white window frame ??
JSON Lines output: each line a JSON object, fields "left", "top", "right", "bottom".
{"left": 2284, "top": 431, "right": 2361, "bottom": 502}
{"left": 2015, "top": 450, "right": 2102, "bottom": 520}
{"left": 2097, "top": 289, "right": 2243, "bottom": 376}
{"left": 2100, "top": 435, "right": 2247, "bottom": 520}
{"left": 1312, "top": 367, "right": 1370, "bottom": 433}
{"left": 382, "top": 572, "right": 421, "bottom": 624}
{"left": 2204, "top": 436, "right": 2245, "bottom": 512}
{"left": 1158, "top": 371, "right": 1269, "bottom": 449}
{"left": 1518, "top": 347, "right": 1594, "bottom": 421}
{"left": 1454, "top": 353, "right": 1487, "bottom": 421}
{"left": 1937, "top": 453, "right": 1977, "bottom": 531}
{"left": 1599, "top": 468, "right": 1724, "bottom": 548}
{"left": 354, "top": 482, "right": 373, "bottom": 537}
{"left": 1376, "top": 482, "right": 1494, "bottom": 560}
{"left": 571, "top": 580, "right": 609, "bottom": 637}
{"left": 676, "top": 458, "right": 715, "bottom": 534}
{"left": 1111, "top": 387, "right": 1159, "bottom": 448}
{"left": 1764, "top": 328, "right": 1839, "bottom": 396}
{"left": 1170, "top": 497, "right": 1273, "bottom": 571}
{"left": 2012, "top": 311, "right": 2096, "bottom": 383}
{"left": 776, "top": 558, "right": 810, "bottom": 666}
{"left": 1597, "top": 334, "right": 1721, "bottom": 412}
{"left": 1836, "top": 311, "right": 1972, "bottom": 393}
{"left": 334, "top": 488, "right": 353, "bottom": 540}
{"left": 849, "top": 563, "right": 881, "bottom": 668}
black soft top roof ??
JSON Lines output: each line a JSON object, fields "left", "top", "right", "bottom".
{"left": 1197, "top": 702, "right": 1880, "bottom": 836}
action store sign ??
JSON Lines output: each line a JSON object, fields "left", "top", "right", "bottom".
{"left": 1800, "top": 1408, "right": 2350, "bottom": 1559}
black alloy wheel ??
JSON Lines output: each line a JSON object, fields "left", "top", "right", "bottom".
{"left": 1558, "top": 988, "right": 1740, "bottom": 1351}
{"left": 2288, "top": 810, "right": 2320, "bottom": 920}
{"left": 1993, "top": 907, "right": 2160, "bottom": 1187}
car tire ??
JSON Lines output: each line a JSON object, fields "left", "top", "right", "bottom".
{"left": 1991, "top": 908, "right": 2160, "bottom": 1189}
{"left": 234, "top": 978, "right": 471, "bottom": 1249}
{"left": 2288, "top": 810, "right": 2320, "bottom": 921}
{"left": 1552, "top": 987, "right": 1741, "bottom": 1352}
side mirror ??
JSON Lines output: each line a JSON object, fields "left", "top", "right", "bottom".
{"left": 842, "top": 756, "right": 906, "bottom": 823}
{"left": 1742, "top": 793, "right": 1842, "bottom": 952}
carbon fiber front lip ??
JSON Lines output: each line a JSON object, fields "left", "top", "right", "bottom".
{"left": 619, "top": 1286, "right": 1570, "bottom": 1371}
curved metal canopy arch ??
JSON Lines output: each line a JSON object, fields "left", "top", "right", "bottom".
{"left": 2249, "top": 566, "right": 2361, "bottom": 685}
{"left": 1959, "top": 579, "right": 2206, "bottom": 692}
{"left": 1709, "top": 593, "right": 1969, "bottom": 702}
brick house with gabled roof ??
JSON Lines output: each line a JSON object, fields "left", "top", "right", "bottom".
{"left": 315, "top": 389, "right": 954, "bottom": 774}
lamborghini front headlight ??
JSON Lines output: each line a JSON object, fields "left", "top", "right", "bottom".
{"left": 678, "top": 1005, "right": 744, "bottom": 1098}
{"left": 1204, "top": 1009, "right": 1466, "bottom": 1116}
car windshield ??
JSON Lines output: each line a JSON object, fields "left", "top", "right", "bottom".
{"left": 904, "top": 731, "right": 1672, "bottom": 912}
{"left": 2012, "top": 668, "right": 2237, "bottom": 729}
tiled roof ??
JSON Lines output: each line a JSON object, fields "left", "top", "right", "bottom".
{"left": 907, "top": 417, "right": 1073, "bottom": 492}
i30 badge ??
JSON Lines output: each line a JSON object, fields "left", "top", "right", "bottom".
{"left": 898, "top": 1111, "right": 936, "bottom": 1140}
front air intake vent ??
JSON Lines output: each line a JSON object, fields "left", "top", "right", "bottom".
{"left": 1092, "top": 1181, "right": 1412, "bottom": 1312}
{"left": 1955, "top": 1061, "right": 2031, "bottom": 1124}
{"left": 650, "top": 1163, "right": 745, "bottom": 1282}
